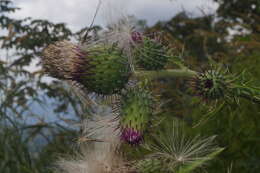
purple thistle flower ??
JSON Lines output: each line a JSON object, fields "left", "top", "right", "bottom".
{"left": 120, "top": 127, "right": 143, "bottom": 145}
{"left": 204, "top": 79, "right": 214, "bottom": 89}
{"left": 131, "top": 31, "right": 143, "bottom": 43}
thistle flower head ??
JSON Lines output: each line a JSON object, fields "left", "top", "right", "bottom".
{"left": 119, "top": 87, "right": 154, "bottom": 145}
{"left": 133, "top": 36, "right": 170, "bottom": 70}
{"left": 78, "top": 44, "right": 131, "bottom": 95}
{"left": 120, "top": 127, "right": 143, "bottom": 145}
{"left": 131, "top": 31, "right": 143, "bottom": 43}
{"left": 42, "top": 40, "right": 87, "bottom": 80}
{"left": 42, "top": 41, "right": 131, "bottom": 95}
{"left": 190, "top": 68, "right": 230, "bottom": 101}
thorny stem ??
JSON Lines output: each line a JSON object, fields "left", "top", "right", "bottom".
{"left": 134, "top": 68, "right": 198, "bottom": 79}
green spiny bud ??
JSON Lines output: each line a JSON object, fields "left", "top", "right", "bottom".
{"left": 77, "top": 45, "right": 130, "bottom": 95}
{"left": 190, "top": 68, "right": 230, "bottom": 101}
{"left": 134, "top": 36, "right": 169, "bottom": 70}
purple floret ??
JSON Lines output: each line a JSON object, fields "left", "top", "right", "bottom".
{"left": 120, "top": 127, "right": 143, "bottom": 145}
{"left": 131, "top": 31, "right": 143, "bottom": 43}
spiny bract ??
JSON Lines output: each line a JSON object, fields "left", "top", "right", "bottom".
{"left": 133, "top": 36, "right": 169, "bottom": 70}
{"left": 42, "top": 40, "right": 86, "bottom": 80}
{"left": 77, "top": 44, "right": 131, "bottom": 95}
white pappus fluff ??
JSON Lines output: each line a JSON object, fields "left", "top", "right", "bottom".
{"left": 54, "top": 114, "right": 134, "bottom": 173}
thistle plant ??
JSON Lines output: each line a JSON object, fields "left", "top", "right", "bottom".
{"left": 41, "top": 14, "right": 260, "bottom": 173}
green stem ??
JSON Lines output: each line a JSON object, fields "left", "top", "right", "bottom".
{"left": 134, "top": 69, "right": 198, "bottom": 79}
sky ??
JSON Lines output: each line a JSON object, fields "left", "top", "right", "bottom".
{"left": 11, "top": 0, "right": 218, "bottom": 32}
